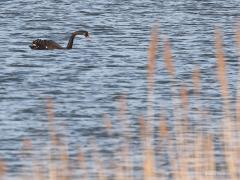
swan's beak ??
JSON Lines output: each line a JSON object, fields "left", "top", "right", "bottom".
{"left": 85, "top": 33, "right": 91, "bottom": 41}
{"left": 29, "top": 43, "right": 36, "bottom": 49}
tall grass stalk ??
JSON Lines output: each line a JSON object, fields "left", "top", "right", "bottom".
{"left": 77, "top": 150, "right": 89, "bottom": 180}
{"left": 144, "top": 25, "right": 159, "bottom": 180}
{"left": 215, "top": 28, "right": 238, "bottom": 179}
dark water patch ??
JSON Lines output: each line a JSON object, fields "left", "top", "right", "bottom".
{"left": 0, "top": 77, "right": 24, "bottom": 83}
{"left": 9, "top": 63, "right": 44, "bottom": 68}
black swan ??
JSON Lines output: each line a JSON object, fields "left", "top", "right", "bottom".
{"left": 29, "top": 30, "right": 89, "bottom": 50}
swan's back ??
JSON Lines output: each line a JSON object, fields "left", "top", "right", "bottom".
{"left": 30, "top": 39, "right": 63, "bottom": 50}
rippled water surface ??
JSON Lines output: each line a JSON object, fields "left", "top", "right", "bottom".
{"left": 0, "top": 0, "right": 240, "bottom": 178}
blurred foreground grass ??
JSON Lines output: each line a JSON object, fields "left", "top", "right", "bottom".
{"left": 1, "top": 25, "right": 240, "bottom": 179}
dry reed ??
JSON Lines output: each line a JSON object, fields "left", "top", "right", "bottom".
{"left": 0, "top": 159, "right": 6, "bottom": 179}
{"left": 215, "top": 28, "right": 238, "bottom": 179}
{"left": 163, "top": 37, "right": 176, "bottom": 78}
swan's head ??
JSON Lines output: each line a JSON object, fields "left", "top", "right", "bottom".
{"left": 29, "top": 39, "right": 46, "bottom": 50}
{"left": 73, "top": 31, "right": 89, "bottom": 37}
{"left": 83, "top": 31, "right": 89, "bottom": 37}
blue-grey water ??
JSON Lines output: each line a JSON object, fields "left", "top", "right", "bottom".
{"left": 0, "top": 0, "right": 240, "bottom": 179}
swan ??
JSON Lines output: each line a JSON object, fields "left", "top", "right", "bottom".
{"left": 29, "top": 30, "right": 89, "bottom": 50}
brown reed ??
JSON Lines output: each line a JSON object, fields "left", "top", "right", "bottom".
{"left": 205, "top": 135, "right": 216, "bottom": 180}
{"left": 46, "top": 97, "right": 58, "bottom": 146}
{"left": 214, "top": 28, "right": 230, "bottom": 102}
{"left": 163, "top": 37, "right": 176, "bottom": 78}
{"left": 103, "top": 113, "right": 112, "bottom": 136}
{"left": 194, "top": 134, "right": 203, "bottom": 180}
{"left": 117, "top": 95, "right": 134, "bottom": 179}
{"left": 234, "top": 23, "right": 240, "bottom": 177}
{"left": 0, "top": 158, "right": 6, "bottom": 178}
{"left": 215, "top": 28, "right": 239, "bottom": 179}
{"left": 91, "top": 139, "right": 107, "bottom": 180}
{"left": 77, "top": 149, "right": 89, "bottom": 180}
{"left": 143, "top": 25, "right": 159, "bottom": 180}
{"left": 192, "top": 67, "right": 201, "bottom": 96}
{"left": 192, "top": 67, "right": 205, "bottom": 131}
{"left": 117, "top": 95, "right": 131, "bottom": 140}
{"left": 147, "top": 25, "right": 159, "bottom": 92}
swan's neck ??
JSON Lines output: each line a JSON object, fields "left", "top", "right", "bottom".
{"left": 66, "top": 33, "right": 76, "bottom": 49}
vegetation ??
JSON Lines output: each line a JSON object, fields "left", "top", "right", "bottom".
{"left": 1, "top": 24, "right": 240, "bottom": 179}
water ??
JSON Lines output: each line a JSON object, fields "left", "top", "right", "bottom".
{"left": 0, "top": 0, "right": 239, "bottom": 178}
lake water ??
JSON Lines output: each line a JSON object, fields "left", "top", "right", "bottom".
{"left": 0, "top": 0, "right": 240, "bottom": 179}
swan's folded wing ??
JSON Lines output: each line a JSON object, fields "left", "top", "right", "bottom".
{"left": 46, "top": 40, "right": 64, "bottom": 49}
